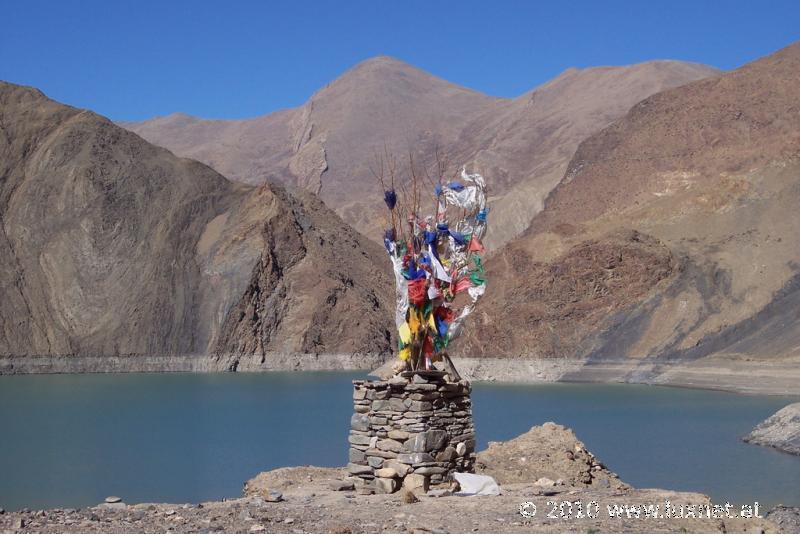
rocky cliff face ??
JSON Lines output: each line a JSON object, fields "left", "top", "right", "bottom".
{"left": 461, "top": 42, "right": 800, "bottom": 373}
{"left": 212, "top": 186, "right": 393, "bottom": 361}
{"left": 459, "top": 231, "right": 676, "bottom": 358}
{"left": 123, "top": 57, "right": 717, "bottom": 248}
{"left": 0, "top": 81, "right": 392, "bottom": 363}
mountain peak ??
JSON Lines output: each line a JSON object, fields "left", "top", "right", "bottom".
{"left": 329, "top": 55, "right": 443, "bottom": 88}
{"left": 353, "top": 55, "right": 413, "bottom": 69}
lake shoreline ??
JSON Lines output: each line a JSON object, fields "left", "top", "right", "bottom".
{"left": 1, "top": 353, "right": 798, "bottom": 396}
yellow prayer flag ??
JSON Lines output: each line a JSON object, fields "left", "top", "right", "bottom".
{"left": 398, "top": 322, "right": 412, "bottom": 345}
{"left": 408, "top": 309, "right": 421, "bottom": 334}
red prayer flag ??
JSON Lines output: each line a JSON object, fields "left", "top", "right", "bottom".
{"left": 407, "top": 278, "right": 427, "bottom": 307}
{"left": 468, "top": 235, "right": 485, "bottom": 254}
{"left": 451, "top": 276, "right": 473, "bottom": 295}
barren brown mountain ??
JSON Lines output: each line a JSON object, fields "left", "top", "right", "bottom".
{"left": 0, "top": 81, "right": 392, "bottom": 367}
{"left": 451, "top": 60, "right": 718, "bottom": 248}
{"left": 459, "top": 42, "right": 800, "bottom": 383}
{"left": 123, "top": 57, "right": 717, "bottom": 248}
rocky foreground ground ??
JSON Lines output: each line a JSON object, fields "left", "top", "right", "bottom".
{"left": 1, "top": 423, "right": 796, "bottom": 533}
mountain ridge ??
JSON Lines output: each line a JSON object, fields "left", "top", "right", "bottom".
{"left": 123, "top": 56, "right": 719, "bottom": 248}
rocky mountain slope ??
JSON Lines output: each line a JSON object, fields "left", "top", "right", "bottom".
{"left": 459, "top": 42, "right": 800, "bottom": 380}
{"left": 0, "top": 81, "right": 392, "bottom": 364}
{"left": 451, "top": 60, "right": 718, "bottom": 248}
{"left": 123, "top": 57, "right": 717, "bottom": 248}
{"left": 745, "top": 403, "right": 800, "bottom": 455}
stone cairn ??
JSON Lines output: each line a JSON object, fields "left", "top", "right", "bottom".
{"left": 347, "top": 372, "right": 476, "bottom": 494}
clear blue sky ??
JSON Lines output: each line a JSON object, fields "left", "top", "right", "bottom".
{"left": 2, "top": 0, "right": 798, "bottom": 121}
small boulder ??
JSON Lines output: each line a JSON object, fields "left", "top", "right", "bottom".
{"left": 402, "top": 473, "right": 430, "bottom": 493}
{"left": 388, "top": 429, "right": 411, "bottom": 441}
{"left": 375, "top": 467, "right": 399, "bottom": 478}
{"left": 375, "top": 477, "right": 399, "bottom": 494}
{"left": 435, "top": 446, "right": 457, "bottom": 462}
{"left": 389, "top": 376, "right": 408, "bottom": 386}
{"left": 376, "top": 439, "right": 404, "bottom": 453}
{"left": 408, "top": 430, "right": 448, "bottom": 453}
{"left": 348, "top": 434, "right": 372, "bottom": 446}
{"left": 329, "top": 480, "right": 355, "bottom": 491}
{"left": 350, "top": 413, "right": 370, "bottom": 432}
{"left": 397, "top": 452, "right": 434, "bottom": 464}
{"left": 348, "top": 448, "right": 367, "bottom": 464}
{"left": 265, "top": 490, "right": 284, "bottom": 502}
{"left": 384, "top": 460, "right": 411, "bottom": 477}
{"left": 348, "top": 463, "right": 373, "bottom": 475}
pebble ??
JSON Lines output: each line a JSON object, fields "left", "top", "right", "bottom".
{"left": 104, "top": 496, "right": 122, "bottom": 504}
{"left": 249, "top": 525, "right": 267, "bottom": 532}
{"left": 284, "top": 517, "right": 295, "bottom": 524}
{"left": 330, "top": 480, "right": 355, "bottom": 491}
{"left": 265, "top": 490, "right": 284, "bottom": 502}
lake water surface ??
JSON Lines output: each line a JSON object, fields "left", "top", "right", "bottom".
{"left": 0, "top": 372, "right": 798, "bottom": 511}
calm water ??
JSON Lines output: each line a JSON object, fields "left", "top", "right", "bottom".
{"left": 0, "top": 372, "right": 798, "bottom": 511}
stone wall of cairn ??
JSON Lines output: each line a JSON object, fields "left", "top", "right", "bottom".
{"left": 347, "top": 373, "right": 476, "bottom": 494}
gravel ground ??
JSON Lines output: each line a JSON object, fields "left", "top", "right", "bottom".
{"left": 0, "top": 480, "right": 784, "bottom": 533}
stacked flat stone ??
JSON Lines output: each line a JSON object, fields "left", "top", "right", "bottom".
{"left": 348, "top": 373, "right": 476, "bottom": 494}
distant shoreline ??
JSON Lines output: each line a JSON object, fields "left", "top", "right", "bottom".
{"left": 1, "top": 353, "right": 798, "bottom": 396}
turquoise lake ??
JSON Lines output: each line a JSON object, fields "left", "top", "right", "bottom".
{"left": 0, "top": 372, "right": 798, "bottom": 511}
